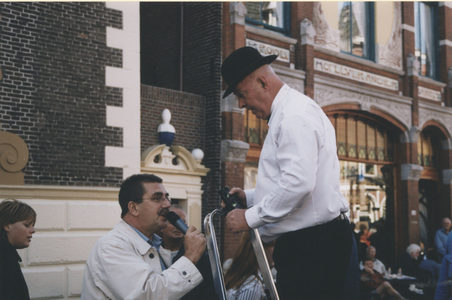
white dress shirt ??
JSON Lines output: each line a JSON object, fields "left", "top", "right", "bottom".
{"left": 81, "top": 220, "right": 202, "bottom": 300}
{"left": 244, "top": 84, "right": 349, "bottom": 242}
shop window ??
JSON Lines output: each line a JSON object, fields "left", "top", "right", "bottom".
{"left": 245, "top": 2, "right": 291, "bottom": 36}
{"left": 415, "top": 2, "right": 439, "bottom": 79}
{"left": 330, "top": 113, "right": 395, "bottom": 163}
{"left": 338, "top": 2, "right": 375, "bottom": 60}
{"left": 418, "top": 131, "right": 437, "bottom": 168}
{"left": 245, "top": 109, "right": 269, "bottom": 146}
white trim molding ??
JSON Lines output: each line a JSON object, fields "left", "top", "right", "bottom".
{"left": 402, "top": 24, "right": 415, "bottom": 33}
{"left": 105, "top": 2, "right": 141, "bottom": 179}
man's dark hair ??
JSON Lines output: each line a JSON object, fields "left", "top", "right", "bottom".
{"left": 118, "top": 174, "right": 163, "bottom": 218}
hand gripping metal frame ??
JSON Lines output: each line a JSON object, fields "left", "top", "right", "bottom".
{"left": 204, "top": 209, "right": 280, "bottom": 300}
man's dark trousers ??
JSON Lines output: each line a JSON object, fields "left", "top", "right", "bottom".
{"left": 273, "top": 217, "right": 359, "bottom": 300}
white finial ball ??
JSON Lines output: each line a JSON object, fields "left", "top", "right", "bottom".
{"left": 162, "top": 109, "right": 171, "bottom": 123}
{"left": 191, "top": 148, "right": 204, "bottom": 162}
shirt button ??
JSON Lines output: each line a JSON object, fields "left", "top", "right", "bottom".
{"left": 182, "top": 271, "right": 187, "bottom": 275}
{"left": 149, "top": 253, "right": 154, "bottom": 258}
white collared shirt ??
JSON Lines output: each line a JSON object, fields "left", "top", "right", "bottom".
{"left": 244, "top": 84, "right": 349, "bottom": 242}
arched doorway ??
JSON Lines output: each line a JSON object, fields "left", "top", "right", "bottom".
{"left": 328, "top": 111, "right": 398, "bottom": 265}
{"left": 418, "top": 126, "right": 445, "bottom": 251}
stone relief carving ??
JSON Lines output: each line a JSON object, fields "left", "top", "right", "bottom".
{"left": 315, "top": 84, "right": 411, "bottom": 129}
{"left": 401, "top": 164, "right": 423, "bottom": 181}
{"left": 0, "top": 130, "right": 29, "bottom": 185}
{"left": 221, "top": 140, "right": 249, "bottom": 163}
{"left": 418, "top": 106, "right": 452, "bottom": 139}
{"left": 312, "top": 2, "right": 340, "bottom": 52}
{"left": 378, "top": 2, "right": 403, "bottom": 70}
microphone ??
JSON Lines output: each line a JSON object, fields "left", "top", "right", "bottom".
{"left": 166, "top": 211, "right": 188, "bottom": 235}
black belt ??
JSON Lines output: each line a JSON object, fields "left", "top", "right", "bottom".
{"left": 335, "top": 212, "right": 348, "bottom": 221}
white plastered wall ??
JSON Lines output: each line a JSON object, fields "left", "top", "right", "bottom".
{"left": 104, "top": 1, "right": 141, "bottom": 179}
{"left": 0, "top": 186, "right": 120, "bottom": 299}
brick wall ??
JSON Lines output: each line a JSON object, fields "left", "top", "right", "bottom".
{"left": 0, "top": 2, "right": 124, "bottom": 186}
{"left": 140, "top": 85, "right": 205, "bottom": 153}
{"left": 140, "top": 2, "right": 223, "bottom": 239}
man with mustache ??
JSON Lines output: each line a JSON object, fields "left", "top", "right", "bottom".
{"left": 222, "top": 47, "right": 359, "bottom": 300}
{"left": 81, "top": 174, "right": 207, "bottom": 300}
{"left": 159, "top": 204, "right": 216, "bottom": 300}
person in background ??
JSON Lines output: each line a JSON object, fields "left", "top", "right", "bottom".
{"left": 359, "top": 246, "right": 388, "bottom": 276}
{"left": 360, "top": 257, "right": 407, "bottom": 300}
{"left": 224, "top": 231, "right": 266, "bottom": 300}
{"left": 419, "top": 249, "right": 441, "bottom": 281}
{"left": 435, "top": 230, "right": 452, "bottom": 299}
{"left": 397, "top": 244, "right": 421, "bottom": 279}
{"left": 435, "top": 217, "right": 451, "bottom": 262}
{"left": 0, "top": 199, "right": 37, "bottom": 300}
{"left": 359, "top": 223, "right": 371, "bottom": 247}
{"left": 159, "top": 204, "right": 216, "bottom": 300}
{"left": 81, "top": 174, "right": 207, "bottom": 300}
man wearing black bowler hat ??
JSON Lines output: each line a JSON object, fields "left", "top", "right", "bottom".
{"left": 222, "top": 46, "right": 359, "bottom": 300}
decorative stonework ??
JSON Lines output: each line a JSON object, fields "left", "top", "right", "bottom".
{"left": 141, "top": 144, "right": 209, "bottom": 176}
{"left": 0, "top": 130, "right": 29, "bottom": 185}
{"left": 314, "top": 58, "right": 399, "bottom": 91}
{"left": 378, "top": 2, "right": 403, "bottom": 70}
{"left": 407, "top": 54, "right": 420, "bottom": 76}
{"left": 312, "top": 2, "right": 340, "bottom": 52}
{"left": 400, "top": 126, "right": 421, "bottom": 144}
{"left": 418, "top": 103, "right": 452, "bottom": 138}
{"left": 444, "top": 169, "right": 452, "bottom": 185}
{"left": 230, "top": 2, "right": 247, "bottom": 25}
{"left": 141, "top": 144, "right": 209, "bottom": 230}
{"left": 300, "top": 19, "right": 316, "bottom": 46}
{"left": 418, "top": 86, "right": 441, "bottom": 102}
{"left": 221, "top": 140, "right": 249, "bottom": 163}
{"left": 246, "top": 39, "right": 290, "bottom": 63}
{"left": 314, "top": 77, "right": 411, "bottom": 129}
{"left": 401, "top": 164, "right": 423, "bottom": 181}
{"left": 273, "top": 64, "right": 305, "bottom": 93}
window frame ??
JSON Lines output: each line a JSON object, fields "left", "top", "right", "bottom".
{"left": 414, "top": 1, "right": 439, "bottom": 80}
{"left": 338, "top": 2, "right": 375, "bottom": 61}
{"left": 245, "top": 2, "right": 291, "bottom": 36}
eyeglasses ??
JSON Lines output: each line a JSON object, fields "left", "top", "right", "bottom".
{"left": 141, "top": 194, "right": 171, "bottom": 204}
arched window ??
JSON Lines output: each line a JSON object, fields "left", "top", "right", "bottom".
{"left": 418, "top": 130, "right": 437, "bottom": 167}
{"left": 329, "top": 113, "right": 395, "bottom": 163}
{"left": 245, "top": 109, "right": 269, "bottom": 146}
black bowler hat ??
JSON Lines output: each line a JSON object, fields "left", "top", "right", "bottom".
{"left": 221, "top": 46, "right": 277, "bottom": 99}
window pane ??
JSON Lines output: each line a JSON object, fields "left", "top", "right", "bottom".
{"left": 339, "top": 2, "right": 368, "bottom": 57}
{"left": 351, "top": 2, "right": 367, "bottom": 57}
{"left": 377, "top": 128, "right": 385, "bottom": 161}
{"left": 415, "top": 2, "right": 435, "bottom": 78}
{"left": 245, "top": 2, "right": 262, "bottom": 22}
{"left": 367, "top": 124, "right": 376, "bottom": 160}
{"left": 337, "top": 117, "right": 347, "bottom": 156}
{"left": 245, "top": 2, "right": 285, "bottom": 29}
{"left": 357, "top": 119, "right": 366, "bottom": 159}
{"left": 338, "top": 2, "right": 352, "bottom": 53}
{"left": 347, "top": 117, "right": 357, "bottom": 158}
{"left": 247, "top": 110, "right": 260, "bottom": 144}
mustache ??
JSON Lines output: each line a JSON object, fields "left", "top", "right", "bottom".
{"left": 159, "top": 208, "right": 170, "bottom": 217}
